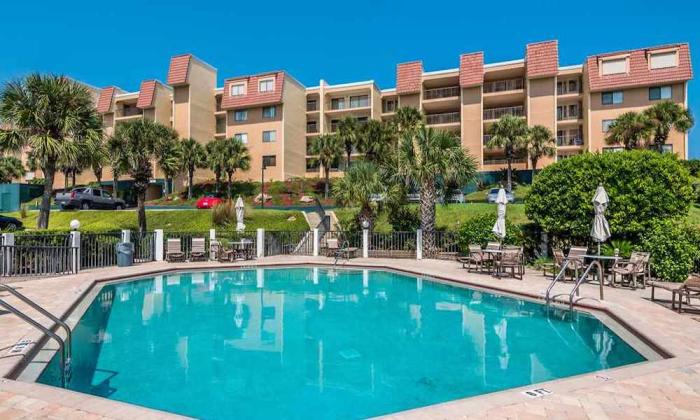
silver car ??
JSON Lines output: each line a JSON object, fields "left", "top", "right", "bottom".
{"left": 486, "top": 188, "right": 515, "bottom": 203}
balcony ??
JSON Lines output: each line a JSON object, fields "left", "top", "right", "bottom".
{"left": 306, "top": 101, "right": 318, "bottom": 112}
{"left": 557, "top": 111, "right": 581, "bottom": 121}
{"left": 306, "top": 122, "right": 318, "bottom": 134}
{"left": 424, "top": 86, "right": 460, "bottom": 100}
{"left": 557, "top": 80, "right": 582, "bottom": 96}
{"left": 557, "top": 135, "right": 584, "bottom": 147}
{"left": 328, "top": 96, "right": 369, "bottom": 111}
{"left": 483, "top": 157, "right": 527, "bottom": 165}
{"left": 426, "top": 112, "right": 460, "bottom": 125}
{"left": 115, "top": 107, "right": 143, "bottom": 119}
{"left": 483, "top": 105, "right": 524, "bottom": 121}
{"left": 483, "top": 78, "right": 524, "bottom": 94}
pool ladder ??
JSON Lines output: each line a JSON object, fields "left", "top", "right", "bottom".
{"left": 0, "top": 284, "right": 72, "bottom": 388}
{"left": 545, "top": 259, "right": 605, "bottom": 311}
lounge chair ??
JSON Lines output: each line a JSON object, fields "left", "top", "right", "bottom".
{"left": 497, "top": 247, "right": 524, "bottom": 279}
{"left": 611, "top": 251, "right": 651, "bottom": 289}
{"left": 325, "top": 238, "right": 339, "bottom": 257}
{"left": 166, "top": 238, "right": 186, "bottom": 262}
{"left": 650, "top": 274, "right": 700, "bottom": 313}
{"left": 458, "top": 245, "right": 487, "bottom": 272}
{"left": 189, "top": 238, "right": 207, "bottom": 261}
{"left": 566, "top": 246, "right": 588, "bottom": 279}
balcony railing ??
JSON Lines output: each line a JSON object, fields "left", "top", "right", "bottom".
{"left": 424, "top": 86, "right": 460, "bottom": 100}
{"left": 307, "top": 101, "right": 318, "bottom": 112}
{"left": 483, "top": 78, "right": 524, "bottom": 94}
{"left": 306, "top": 123, "right": 318, "bottom": 133}
{"left": 483, "top": 157, "right": 527, "bottom": 165}
{"left": 115, "top": 107, "right": 143, "bottom": 118}
{"left": 557, "top": 111, "right": 581, "bottom": 121}
{"left": 483, "top": 105, "right": 524, "bottom": 121}
{"left": 426, "top": 112, "right": 460, "bottom": 125}
{"left": 557, "top": 135, "right": 584, "bottom": 146}
{"left": 557, "top": 85, "right": 582, "bottom": 95}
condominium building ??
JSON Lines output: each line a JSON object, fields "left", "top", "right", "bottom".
{"left": 28, "top": 40, "right": 693, "bottom": 191}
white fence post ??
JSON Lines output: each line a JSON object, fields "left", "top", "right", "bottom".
{"left": 362, "top": 229, "right": 369, "bottom": 258}
{"left": 313, "top": 228, "right": 319, "bottom": 257}
{"left": 2, "top": 233, "right": 14, "bottom": 276}
{"left": 121, "top": 229, "right": 130, "bottom": 244}
{"left": 70, "top": 231, "right": 81, "bottom": 273}
{"left": 416, "top": 229, "right": 423, "bottom": 260}
{"left": 209, "top": 228, "right": 217, "bottom": 260}
{"left": 154, "top": 229, "right": 164, "bottom": 261}
{"left": 257, "top": 228, "right": 265, "bottom": 258}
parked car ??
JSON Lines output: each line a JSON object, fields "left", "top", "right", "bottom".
{"left": 55, "top": 187, "right": 126, "bottom": 210}
{"left": 0, "top": 215, "right": 23, "bottom": 231}
{"left": 486, "top": 188, "right": 515, "bottom": 203}
{"left": 196, "top": 194, "right": 223, "bottom": 209}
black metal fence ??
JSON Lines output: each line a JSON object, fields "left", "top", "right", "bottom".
{"left": 80, "top": 231, "right": 121, "bottom": 269}
{"left": 0, "top": 245, "right": 75, "bottom": 277}
{"left": 369, "top": 231, "right": 417, "bottom": 258}
{"left": 265, "top": 230, "right": 314, "bottom": 256}
{"left": 426, "top": 231, "right": 463, "bottom": 260}
{"left": 131, "top": 231, "right": 156, "bottom": 263}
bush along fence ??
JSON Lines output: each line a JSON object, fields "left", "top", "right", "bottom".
{"left": 0, "top": 228, "right": 467, "bottom": 277}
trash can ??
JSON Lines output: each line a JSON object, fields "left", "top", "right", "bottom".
{"left": 116, "top": 242, "right": 134, "bottom": 267}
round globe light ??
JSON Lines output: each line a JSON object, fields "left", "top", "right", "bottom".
{"left": 70, "top": 219, "right": 81, "bottom": 231}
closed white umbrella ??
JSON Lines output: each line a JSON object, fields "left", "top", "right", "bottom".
{"left": 591, "top": 185, "right": 611, "bottom": 254}
{"left": 235, "top": 196, "right": 246, "bottom": 232}
{"left": 492, "top": 188, "right": 508, "bottom": 241}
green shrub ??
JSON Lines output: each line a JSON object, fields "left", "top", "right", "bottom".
{"left": 682, "top": 159, "right": 700, "bottom": 177}
{"left": 526, "top": 150, "right": 692, "bottom": 243}
{"left": 212, "top": 200, "right": 236, "bottom": 226}
{"left": 601, "top": 239, "right": 634, "bottom": 259}
{"left": 387, "top": 205, "right": 420, "bottom": 232}
{"left": 457, "top": 214, "right": 522, "bottom": 248}
{"left": 640, "top": 219, "right": 700, "bottom": 282}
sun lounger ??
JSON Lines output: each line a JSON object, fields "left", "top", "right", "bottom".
{"left": 166, "top": 238, "right": 186, "bottom": 262}
{"left": 650, "top": 273, "right": 700, "bottom": 313}
{"left": 189, "top": 238, "right": 207, "bottom": 261}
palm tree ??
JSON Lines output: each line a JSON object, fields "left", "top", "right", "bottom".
{"left": 331, "top": 160, "right": 386, "bottom": 227}
{"left": 0, "top": 156, "right": 24, "bottom": 183}
{"left": 605, "top": 111, "right": 654, "bottom": 150}
{"left": 0, "top": 74, "right": 101, "bottom": 229}
{"left": 85, "top": 135, "right": 109, "bottom": 185}
{"left": 644, "top": 101, "right": 694, "bottom": 150}
{"left": 526, "top": 125, "right": 556, "bottom": 173}
{"left": 180, "top": 138, "right": 207, "bottom": 199}
{"left": 205, "top": 140, "right": 225, "bottom": 194}
{"left": 219, "top": 137, "right": 251, "bottom": 198}
{"left": 487, "top": 114, "right": 528, "bottom": 192}
{"left": 156, "top": 134, "right": 183, "bottom": 196}
{"left": 309, "top": 134, "right": 343, "bottom": 198}
{"left": 397, "top": 126, "right": 476, "bottom": 255}
{"left": 392, "top": 106, "right": 423, "bottom": 138}
{"left": 337, "top": 116, "right": 360, "bottom": 169}
{"left": 357, "top": 120, "right": 394, "bottom": 164}
{"left": 109, "top": 119, "right": 175, "bottom": 233}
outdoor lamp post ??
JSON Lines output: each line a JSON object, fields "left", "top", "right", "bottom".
{"left": 260, "top": 163, "right": 267, "bottom": 209}
{"left": 361, "top": 217, "right": 370, "bottom": 231}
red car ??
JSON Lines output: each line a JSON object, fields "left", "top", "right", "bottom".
{"left": 196, "top": 195, "right": 223, "bottom": 209}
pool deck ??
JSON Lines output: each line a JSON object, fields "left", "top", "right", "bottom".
{"left": 1, "top": 256, "right": 700, "bottom": 419}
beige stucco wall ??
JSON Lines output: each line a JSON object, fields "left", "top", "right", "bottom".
{"left": 227, "top": 106, "right": 284, "bottom": 181}
{"left": 282, "top": 77, "right": 308, "bottom": 179}
{"left": 528, "top": 77, "right": 556, "bottom": 168}
{"left": 460, "top": 86, "right": 483, "bottom": 166}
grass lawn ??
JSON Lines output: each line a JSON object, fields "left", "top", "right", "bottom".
{"left": 9, "top": 209, "right": 310, "bottom": 232}
{"left": 464, "top": 184, "right": 531, "bottom": 203}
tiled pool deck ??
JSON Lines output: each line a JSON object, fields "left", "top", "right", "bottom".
{"left": 2, "top": 256, "right": 700, "bottom": 419}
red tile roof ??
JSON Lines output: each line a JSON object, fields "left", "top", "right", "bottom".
{"left": 526, "top": 41, "right": 559, "bottom": 78}
{"left": 396, "top": 61, "right": 423, "bottom": 95}
{"left": 221, "top": 72, "right": 285, "bottom": 110}
{"left": 136, "top": 80, "right": 158, "bottom": 109}
{"left": 586, "top": 43, "right": 692, "bottom": 92}
{"left": 96, "top": 87, "right": 116, "bottom": 113}
{"left": 167, "top": 54, "right": 192, "bottom": 85}
{"left": 459, "top": 52, "right": 484, "bottom": 87}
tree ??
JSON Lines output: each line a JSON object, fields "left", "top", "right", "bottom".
{"left": 218, "top": 137, "right": 251, "bottom": 198}
{"left": 331, "top": 160, "right": 386, "bottom": 226}
{"left": 309, "top": 134, "right": 343, "bottom": 198}
{"left": 487, "top": 114, "right": 528, "bottom": 192}
{"left": 392, "top": 106, "right": 423, "bottom": 138}
{"left": 0, "top": 156, "right": 24, "bottom": 183}
{"left": 357, "top": 120, "right": 395, "bottom": 164}
{"left": 397, "top": 126, "right": 477, "bottom": 255}
{"left": 205, "top": 140, "right": 225, "bottom": 194}
{"left": 337, "top": 116, "right": 360, "bottom": 169}
{"left": 85, "top": 135, "right": 109, "bottom": 185}
{"left": 156, "top": 133, "right": 183, "bottom": 196}
{"left": 605, "top": 111, "right": 654, "bottom": 150}
{"left": 0, "top": 74, "right": 101, "bottom": 229}
{"left": 644, "top": 101, "right": 694, "bottom": 150}
{"left": 526, "top": 125, "right": 556, "bottom": 173}
{"left": 180, "top": 138, "right": 207, "bottom": 199}
{"left": 109, "top": 119, "right": 176, "bottom": 233}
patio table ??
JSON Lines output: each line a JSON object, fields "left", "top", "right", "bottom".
{"left": 482, "top": 249, "right": 504, "bottom": 277}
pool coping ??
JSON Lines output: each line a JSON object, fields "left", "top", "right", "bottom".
{"left": 2, "top": 257, "right": 700, "bottom": 419}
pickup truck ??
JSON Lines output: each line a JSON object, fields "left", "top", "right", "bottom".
{"left": 55, "top": 187, "right": 126, "bottom": 210}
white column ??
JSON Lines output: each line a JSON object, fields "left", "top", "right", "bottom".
{"left": 362, "top": 229, "right": 369, "bottom": 258}
{"left": 121, "top": 229, "right": 130, "bottom": 243}
{"left": 209, "top": 229, "right": 217, "bottom": 261}
{"left": 2, "top": 233, "right": 14, "bottom": 276}
{"left": 312, "top": 228, "right": 319, "bottom": 257}
{"left": 154, "top": 229, "right": 164, "bottom": 261}
{"left": 70, "top": 231, "right": 81, "bottom": 273}
{"left": 416, "top": 229, "right": 423, "bottom": 260}
{"left": 257, "top": 228, "right": 265, "bottom": 258}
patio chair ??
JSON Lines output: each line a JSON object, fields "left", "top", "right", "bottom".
{"left": 497, "top": 247, "right": 524, "bottom": 280}
{"left": 325, "top": 238, "right": 339, "bottom": 257}
{"left": 166, "top": 238, "right": 186, "bottom": 262}
{"left": 240, "top": 238, "right": 256, "bottom": 260}
{"left": 650, "top": 273, "right": 700, "bottom": 313}
{"left": 458, "top": 244, "right": 487, "bottom": 272}
{"left": 611, "top": 251, "right": 651, "bottom": 289}
{"left": 566, "top": 246, "right": 588, "bottom": 279}
{"left": 189, "top": 238, "right": 207, "bottom": 261}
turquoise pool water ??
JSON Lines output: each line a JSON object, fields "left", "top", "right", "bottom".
{"left": 38, "top": 267, "right": 645, "bottom": 419}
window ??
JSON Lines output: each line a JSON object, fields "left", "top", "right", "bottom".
{"left": 230, "top": 83, "right": 246, "bottom": 96}
{"left": 233, "top": 133, "right": 248, "bottom": 144}
{"left": 601, "top": 57, "right": 627, "bottom": 75}
{"left": 102, "top": 191, "right": 112, "bottom": 199}
{"left": 259, "top": 78, "right": 275, "bottom": 92}
{"left": 262, "top": 106, "right": 276, "bottom": 119}
{"left": 382, "top": 99, "right": 397, "bottom": 113}
{"left": 650, "top": 51, "right": 678, "bottom": 69}
{"left": 660, "top": 144, "right": 673, "bottom": 154}
{"left": 602, "top": 119, "right": 615, "bottom": 132}
{"left": 330, "top": 98, "right": 345, "bottom": 110}
{"left": 568, "top": 79, "right": 578, "bottom": 93}
{"left": 306, "top": 121, "right": 318, "bottom": 133}
{"left": 262, "top": 130, "right": 277, "bottom": 142}
{"left": 215, "top": 116, "right": 226, "bottom": 134}
{"left": 306, "top": 100, "right": 318, "bottom": 112}
{"left": 649, "top": 86, "right": 672, "bottom": 100}
{"left": 306, "top": 158, "right": 320, "bottom": 172}
{"left": 349, "top": 95, "right": 369, "bottom": 108}
{"left": 234, "top": 110, "right": 248, "bottom": 121}
{"left": 262, "top": 155, "right": 277, "bottom": 167}
{"left": 603, "top": 147, "right": 624, "bottom": 153}
{"left": 330, "top": 119, "right": 340, "bottom": 132}
{"left": 91, "top": 189, "right": 101, "bottom": 197}
{"left": 602, "top": 91, "right": 624, "bottom": 105}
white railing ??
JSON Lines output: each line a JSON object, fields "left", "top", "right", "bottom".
{"left": 424, "top": 86, "right": 460, "bottom": 100}
{"left": 483, "top": 78, "right": 524, "bottom": 94}
{"left": 426, "top": 112, "right": 460, "bottom": 125}
{"left": 483, "top": 105, "right": 524, "bottom": 120}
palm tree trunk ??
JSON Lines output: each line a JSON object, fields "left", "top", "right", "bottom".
{"left": 71, "top": 169, "right": 76, "bottom": 187}
{"left": 188, "top": 169, "right": 194, "bottom": 200}
{"left": 215, "top": 174, "right": 221, "bottom": 194}
{"left": 506, "top": 156, "right": 513, "bottom": 193}
{"left": 163, "top": 177, "right": 171, "bottom": 196}
{"left": 38, "top": 167, "right": 55, "bottom": 229}
{"left": 227, "top": 173, "right": 233, "bottom": 199}
{"left": 137, "top": 191, "right": 147, "bottom": 233}
{"left": 63, "top": 170, "right": 69, "bottom": 190}
{"left": 346, "top": 150, "right": 352, "bottom": 170}
{"left": 420, "top": 179, "right": 436, "bottom": 257}
{"left": 94, "top": 167, "right": 102, "bottom": 185}
{"left": 112, "top": 171, "right": 119, "bottom": 198}
{"left": 324, "top": 168, "right": 330, "bottom": 199}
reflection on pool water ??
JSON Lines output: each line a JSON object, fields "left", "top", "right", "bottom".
{"left": 38, "top": 267, "right": 645, "bottom": 419}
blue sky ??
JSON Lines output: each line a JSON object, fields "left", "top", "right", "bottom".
{"left": 1, "top": 0, "right": 698, "bottom": 155}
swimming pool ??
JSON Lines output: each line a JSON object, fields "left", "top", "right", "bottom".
{"left": 36, "top": 267, "right": 647, "bottom": 419}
